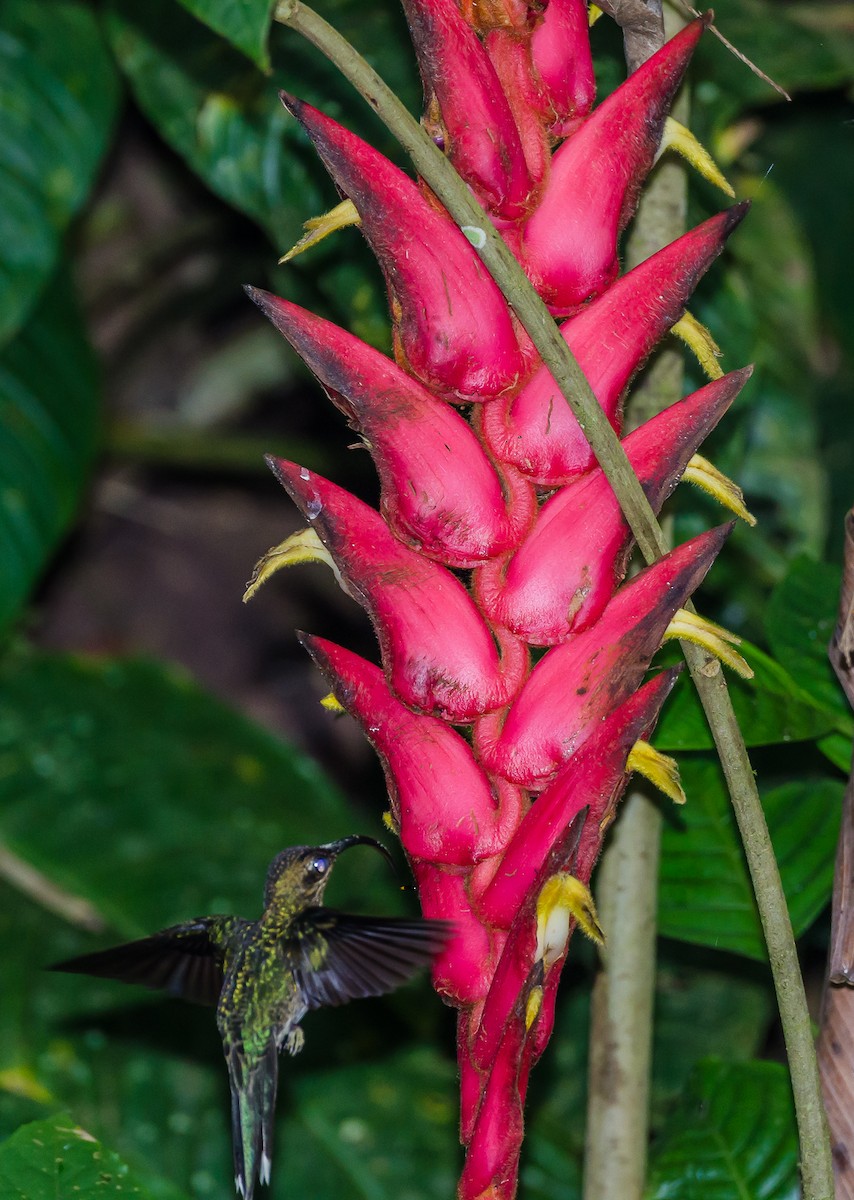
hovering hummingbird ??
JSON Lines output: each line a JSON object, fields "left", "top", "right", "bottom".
{"left": 51, "top": 836, "right": 451, "bottom": 1200}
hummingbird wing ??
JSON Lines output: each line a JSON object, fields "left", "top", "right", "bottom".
{"left": 49, "top": 918, "right": 238, "bottom": 1006}
{"left": 223, "top": 1034, "right": 279, "bottom": 1200}
{"left": 288, "top": 910, "right": 452, "bottom": 1009}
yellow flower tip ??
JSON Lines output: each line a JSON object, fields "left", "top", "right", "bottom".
{"left": 665, "top": 608, "right": 755, "bottom": 680}
{"left": 671, "top": 312, "right": 724, "bottom": 380}
{"left": 525, "top": 986, "right": 543, "bottom": 1032}
{"left": 320, "top": 691, "right": 345, "bottom": 713}
{"left": 659, "top": 117, "right": 736, "bottom": 198}
{"left": 588, "top": 3, "right": 604, "bottom": 24}
{"left": 536, "top": 874, "right": 604, "bottom": 968}
{"left": 243, "top": 528, "right": 338, "bottom": 602}
{"left": 683, "top": 454, "right": 758, "bottom": 527}
{"left": 627, "top": 739, "right": 686, "bottom": 806}
{"left": 0, "top": 1066, "right": 53, "bottom": 1104}
{"left": 278, "top": 199, "right": 362, "bottom": 264}
{"left": 382, "top": 810, "right": 400, "bottom": 837}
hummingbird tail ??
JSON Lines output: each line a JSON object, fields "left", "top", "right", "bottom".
{"left": 228, "top": 1042, "right": 279, "bottom": 1199}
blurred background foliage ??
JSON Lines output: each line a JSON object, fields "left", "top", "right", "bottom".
{"left": 0, "top": 0, "right": 852, "bottom": 1196}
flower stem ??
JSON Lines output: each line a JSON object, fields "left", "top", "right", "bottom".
{"left": 270, "top": 6, "right": 833, "bottom": 1194}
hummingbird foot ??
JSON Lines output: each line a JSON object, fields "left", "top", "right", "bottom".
{"left": 284, "top": 1027, "right": 305, "bottom": 1056}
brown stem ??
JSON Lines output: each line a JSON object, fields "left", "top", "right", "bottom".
{"left": 818, "top": 507, "right": 854, "bottom": 1193}
{"left": 269, "top": 6, "right": 834, "bottom": 1194}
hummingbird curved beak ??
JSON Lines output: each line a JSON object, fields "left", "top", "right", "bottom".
{"left": 321, "top": 835, "right": 396, "bottom": 873}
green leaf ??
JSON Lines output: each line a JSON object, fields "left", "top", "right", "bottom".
{"left": 0, "top": 650, "right": 448, "bottom": 1198}
{"left": 0, "top": 648, "right": 401, "bottom": 934}
{"left": 103, "top": 0, "right": 417, "bottom": 252}
{"left": 0, "top": 272, "right": 101, "bottom": 638}
{"left": 283, "top": 1048, "right": 458, "bottom": 1199}
{"left": 176, "top": 0, "right": 276, "bottom": 68}
{"left": 0, "top": 877, "right": 451, "bottom": 1200}
{"left": 658, "top": 758, "right": 841, "bottom": 959}
{"left": 818, "top": 732, "right": 852, "bottom": 774}
{"left": 0, "top": 878, "right": 232, "bottom": 1200}
{"left": 0, "top": 1113, "right": 170, "bottom": 1200}
{"left": 694, "top": 0, "right": 854, "bottom": 124}
{"left": 648, "top": 1060, "right": 799, "bottom": 1200}
{"left": 521, "top": 954, "right": 773, "bottom": 1199}
{"left": 653, "top": 640, "right": 838, "bottom": 752}
{"left": 766, "top": 556, "right": 850, "bottom": 722}
{"left": 652, "top": 956, "right": 772, "bottom": 1108}
{"left": 0, "top": 0, "right": 121, "bottom": 346}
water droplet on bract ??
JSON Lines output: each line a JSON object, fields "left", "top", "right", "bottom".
{"left": 306, "top": 498, "right": 323, "bottom": 521}
{"left": 299, "top": 467, "right": 310, "bottom": 481}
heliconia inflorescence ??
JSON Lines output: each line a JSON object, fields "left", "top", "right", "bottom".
{"left": 246, "top": 3, "right": 756, "bottom": 1196}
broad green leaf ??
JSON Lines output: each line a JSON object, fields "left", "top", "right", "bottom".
{"left": 651, "top": 957, "right": 772, "bottom": 1108}
{"left": 283, "top": 1048, "right": 458, "bottom": 1199}
{"left": 647, "top": 1060, "right": 799, "bottom": 1200}
{"left": 0, "top": 0, "right": 121, "bottom": 346}
{"left": 0, "top": 877, "right": 451, "bottom": 1200}
{"left": 766, "top": 556, "right": 850, "bottom": 722}
{"left": 176, "top": 0, "right": 276, "bottom": 68}
{"left": 658, "top": 758, "right": 841, "bottom": 959}
{"left": 103, "top": 0, "right": 417, "bottom": 253}
{"left": 0, "top": 1113, "right": 168, "bottom": 1200}
{"left": 0, "top": 648, "right": 404, "bottom": 934}
{"left": 756, "top": 99, "right": 854, "bottom": 573}
{"left": 522, "top": 954, "right": 773, "bottom": 1199}
{"left": 0, "top": 272, "right": 101, "bottom": 638}
{"left": 818, "top": 732, "right": 852, "bottom": 774}
{"left": 693, "top": 0, "right": 854, "bottom": 126}
{"left": 653, "top": 640, "right": 837, "bottom": 752}
{"left": 757, "top": 97, "right": 854, "bottom": 379}
{"left": 0, "top": 878, "right": 239, "bottom": 1200}
{"left": 0, "top": 646, "right": 450, "bottom": 1199}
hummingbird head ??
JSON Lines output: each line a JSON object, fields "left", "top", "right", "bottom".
{"left": 263, "top": 836, "right": 394, "bottom": 910}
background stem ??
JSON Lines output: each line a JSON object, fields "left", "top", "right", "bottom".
{"left": 271, "top": 5, "right": 834, "bottom": 1193}
{"left": 584, "top": 8, "right": 687, "bottom": 1191}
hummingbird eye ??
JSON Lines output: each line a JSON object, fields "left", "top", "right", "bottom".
{"left": 307, "top": 855, "right": 329, "bottom": 876}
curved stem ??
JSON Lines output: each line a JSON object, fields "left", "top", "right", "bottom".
{"left": 270, "top": 6, "right": 833, "bottom": 1194}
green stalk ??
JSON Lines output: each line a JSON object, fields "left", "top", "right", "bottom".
{"left": 270, "top": 6, "right": 833, "bottom": 1194}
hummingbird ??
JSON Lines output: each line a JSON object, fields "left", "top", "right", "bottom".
{"left": 51, "top": 836, "right": 451, "bottom": 1200}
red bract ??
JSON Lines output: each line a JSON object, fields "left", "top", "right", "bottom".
{"left": 521, "top": 15, "right": 710, "bottom": 314}
{"left": 402, "top": 0, "right": 534, "bottom": 218}
{"left": 475, "top": 369, "right": 752, "bottom": 643}
{"left": 249, "top": 289, "right": 536, "bottom": 567}
{"left": 528, "top": 0, "right": 594, "bottom": 134}
{"left": 475, "top": 524, "right": 731, "bottom": 788}
{"left": 280, "top": 92, "right": 528, "bottom": 399}
{"left": 251, "top": 9, "right": 750, "bottom": 1198}
{"left": 481, "top": 204, "right": 749, "bottom": 484}
{"left": 266, "top": 457, "right": 528, "bottom": 721}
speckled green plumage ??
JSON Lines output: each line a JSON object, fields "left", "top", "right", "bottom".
{"left": 51, "top": 836, "right": 451, "bottom": 1200}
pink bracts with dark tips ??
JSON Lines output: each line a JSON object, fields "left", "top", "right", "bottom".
{"left": 279, "top": 92, "right": 527, "bottom": 400}
{"left": 250, "top": 10, "right": 750, "bottom": 1197}
{"left": 401, "top": 0, "right": 534, "bottom": 218}
{"left": 248, "top": 289, "right": 536, "bottom": 567}
{"left": 520, "top": 16, "right": 711, "bottom": 314}
{"left": 481, "top": 204, "right": 750, "bottom": 484}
